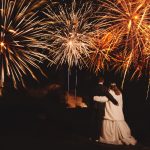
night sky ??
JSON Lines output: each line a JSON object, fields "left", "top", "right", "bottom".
{"left": 0, "top": 0, "right": 150, "bottom": 149}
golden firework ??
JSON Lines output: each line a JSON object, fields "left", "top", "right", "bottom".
{"left": 0, "top": 0, "right": 48, "bottom": 88}
{"left": 96, "top": 0, "right": 150, "bottom": 80}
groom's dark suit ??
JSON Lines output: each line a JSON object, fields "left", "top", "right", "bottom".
{"left": 90, "top": 83, "right": 118, "bottom": 141}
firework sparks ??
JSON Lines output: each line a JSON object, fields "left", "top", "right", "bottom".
{"left": 96, "top": 0, "right": 150, "bottom": 80}
{"left": 0, "top": 0, "right": 48, "bottom": 88}
{"left": 43, "top": 0, "right": 99, "bottom": 69}
{"left": 88, "top": 29, "right": 121, "bottom": 73}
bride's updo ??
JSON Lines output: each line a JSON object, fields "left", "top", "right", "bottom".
{"left": 109, "top": 83, "right": 121, "bottom": 95}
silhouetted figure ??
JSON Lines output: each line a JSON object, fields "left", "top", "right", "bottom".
{"left": 89, "top": 77, "right": 118, "bottom": 142}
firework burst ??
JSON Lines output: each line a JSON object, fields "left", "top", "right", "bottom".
{"left": 88, "top": 28, "right": 121, "bottom": 73}
{"left": 43, "top": 0, "right": 99, "bottom": 70}
{"left": 96, "top": 0, "right": 150, "bottom": 80}
{"left": 0, "top": 0, "right": 48, "bottom": 88}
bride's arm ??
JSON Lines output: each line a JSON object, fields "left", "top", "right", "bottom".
{"left": 93, "top": 96, "right": 108, "bottom": 103}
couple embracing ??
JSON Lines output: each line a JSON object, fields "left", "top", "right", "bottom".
{"left": 89, "top": 76, "right": 137, "bottom": 145}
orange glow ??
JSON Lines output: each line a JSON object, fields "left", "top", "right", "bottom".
{"left": 133, "top": 15, "right": 139, "bottom": 20}
{"left": 0, "top": 42, "right": 4, "bottom": 47}
{"left": 65, "top": 92, "right": 87, "bottom": 108}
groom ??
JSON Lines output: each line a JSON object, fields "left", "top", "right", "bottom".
{"left": 89, "top": 76, "right": 118, "bottom": 142}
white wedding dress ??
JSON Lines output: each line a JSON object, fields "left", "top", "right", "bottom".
{"left": 93, "top": 90, "right": 137, "bottom": 145}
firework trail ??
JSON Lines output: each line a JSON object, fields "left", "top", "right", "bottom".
{"left": 0, "top": 0, "right": 49, "bottom": 88}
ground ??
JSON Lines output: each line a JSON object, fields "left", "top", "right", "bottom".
{"left": 0, "top": 96, "right": 150, "bottom": 150}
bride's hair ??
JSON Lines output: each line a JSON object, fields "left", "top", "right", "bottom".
{"left": 109, "top": 83, "right": 121, "bottom": 95}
